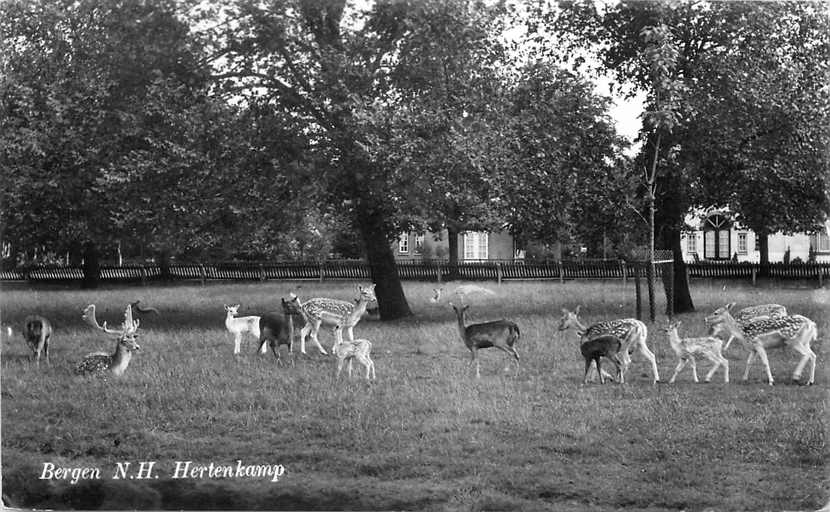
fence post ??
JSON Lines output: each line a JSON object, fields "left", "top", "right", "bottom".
{"left": 620, "top": 260, "right": 627, "bottom": 286}
{"left": 496, "top": 262, "right": 502, "bottom": 285}
{"left": 140, "top": 265, "right": 147, "bottom": 287}
{"left": 259, "top": 263, "right": 266, "bottom": 282}
{"left": 634, "top": 264, "right": 642, "bottom": 321}
{"left": 818, "top": 265, "right": 823, "bottom": 288}
{"left": 558, "top": 261, "right": 564, "bottom": 284}
{"left": 199, "top": 264, "right": 207, "bottom": 286}
{"left": 751, "top": 267, "right": 757, "bottom": 287}
{"left": 436, "top": 263, "right": 442, "bottom": 283}
{"left": 319, "top": 262, "right": 325, "bottom": 282}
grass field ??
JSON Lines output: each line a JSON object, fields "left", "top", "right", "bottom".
{"left": 1, "top": 280, "right": 828, "bottom": 511}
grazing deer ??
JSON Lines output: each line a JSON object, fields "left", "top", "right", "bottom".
{"left": 224, "top": 304, "right": 263, "bottom": 355}
{"left": 332, "top": 323, "right": 375, "bottom": 381}
{"left": 295, "top": 284, "right": 377, "bottom": 355}
{"left": 76, "top": 304, "right": 141, "bottom": 377}
{"left": 707, "top": 303, "right": 787, "bottom": 351}
{"left": 23, "top": 315, "right": 53, "bottom": 366}
{"left": 558, "top": 306, "right": 660, "bottom": 384}
{"left": 662, "top": 320, "right": 729, "bottom": 384}
{"left": 580, "top": 335, "right": 625, "bottom": 385}
{"left": 256, "top": 312, "right": 293, "bottom": 365}
{"left": 450, "top": 303, "right": 520, "bottom": 378}
{"left": 705, "top": 303, "right": 817, "bottom": 386}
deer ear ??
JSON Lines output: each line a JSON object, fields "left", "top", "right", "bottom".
{"left": 726, "top": 302, "right": 735, "bottom": 310}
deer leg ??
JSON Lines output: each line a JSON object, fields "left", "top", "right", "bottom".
{"left": 348, "top": 358, "right": 354, "bottom": 379}
{"left": 791, "top": 345, "right": 816, "bottom": 385}
{"left": 299, "top": 324, "right": 312, "bottom": 354}
{"left": 611, "top": 355, "right": 623, "bottom": 384}
{"left": 688, "top": 356, "right": 699, "bottom": 383}
{"left": 637, "top": 339, "right": 660, "bottom": 384}
{"left": 346, "top": 326, "right": 355, "bottom": 341}
{"left": 742, "top": 351, "right": 757, "bottom": 381}
{"left": 336, "top": 358, "right": 345, "bottom": 378}
{"left": 754, "top": 347, "right": 774, "bottom": 386}
{"left": 669, "top": 358, "right": 688, "bottom": 384}
{"left": 597, "top": 357, "right": 606, "bottom": 385}
{"left": 309, "top": 319, "right": 328, "bottom": 355}
{"left": 234, "top": 333, "right": 242, "bottom": 355}
{"left": 723, "top": 335, "right": 735, "bottom": 352}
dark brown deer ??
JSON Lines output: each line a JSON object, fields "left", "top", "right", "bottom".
{"left": 580, "top": 335, "right": 625, "bottom": 385}
{"left": 256, "top": 312, "right": 293, "bottom": 365}
{"left": 450, "top": 303, "right": 520, "bottom": 378}
{"left": 24, "top": 315, "right": 53, "bottom": 366}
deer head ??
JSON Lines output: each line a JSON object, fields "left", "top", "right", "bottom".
{"left": 557, "top": 306, "right": 583, "bottom": 332}
{"left": 704, "top": 303, "right": 736, "bottom": 328}
{"left": 224, "top": 304, "right": 241, "bottom": 316}
{"left": 82, "top": 304, "right": 140, "bottom": 344}
{"left": 356, "top": 284, "right": 377, "bottom": 303}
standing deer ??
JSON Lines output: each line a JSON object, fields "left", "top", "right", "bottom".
{"left": 662, "top": 320, "right": 729, "bottom": 384}
{"left": 705, "top": 303, "right": 816, "bottom": 386}
{"left": 294, "top": 284, "right": 377, "bottom": 355}
{"left": 580, "top": 335, "right": 625, "bottom": 385}
{"left": 224, "top": 304, "right": 263, "bottom": 355}
{"left": 256, "top": 312, "right": 293, "bottom": 365}
{"left": 558, "top": 306, "right": 660, "bottom": 384}
{"left": 23, "top": 315, "right": 53, "bottom": 366}
{"left": 707, "top": 303, "right": 787, "bottom": 351}
{"left": 76, "top": 304, "right": 141, "bottom": 377}
{"left": 332, "top": 323, "right": 375, "bottom": 381}
{"left": 450, "top": 303, "right": 520, "bottom": 378}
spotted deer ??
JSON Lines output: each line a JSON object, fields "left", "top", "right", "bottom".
{"left": 662, "top": 320, "right": 729, "bottom": 384}
{"left": 294, "top": 284, "right": 377, "bottom": 355}
{"left": 76, "top": 304, "right": 141, "bottom": 377}
{"left": 450, "top": 302, "right": 520, "bottom": 378}
{"left": 558, "top": 306, "right": 660, "bottom": 384}
{"left": 23, "top": 315, "right": 53, "bottom": 366}
{"left": 705, "top": 303, "right": 817, "bottom": 386}
{"left": 707, "top": 303, "right": 787, "bottom": 351}
{"left": 332, "top": 323, "right": 375, "bottom": 381}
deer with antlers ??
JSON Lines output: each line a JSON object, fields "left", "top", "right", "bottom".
{"left": 76, "top": 304, "right": 141, "bottom": 377}
{"left": 558, "top": 306, "right": 660, "bottom": 384}
{"left": 705, "top": 303, "right": 817, "bottom": 386}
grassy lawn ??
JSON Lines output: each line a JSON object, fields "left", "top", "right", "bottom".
{"left": 1, "top": 280, "right": 827, "bottom": 511}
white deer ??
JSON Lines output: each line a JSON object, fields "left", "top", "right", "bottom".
{"left": 294, "top": 284, "right": 377, "bottom": 355}
{"left": 705, "top": 303, "right": 817, "bottom": 386}
{"left": 707, "top": 303, "right": 787, "bottom": 351}
{"left": 77, "top": 304, "right": 141, "bottom": 377}
{"left": 224, "top": 304, "right": 264, "bottom": 355}
{"left": 332, "top": 323, "right": 375, "bottom": 381}
{"left": 558, "top": 306, "right": 660, "bottom": 384}
{"left": 662, "top": 320, "right": 729, "bottom": 384}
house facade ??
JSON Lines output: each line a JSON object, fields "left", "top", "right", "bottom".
{"left": 680, "top": 210, "right": 830, "bottom": 263}
{"left": 392, "top": 229, "right": 520, "bottom": 261}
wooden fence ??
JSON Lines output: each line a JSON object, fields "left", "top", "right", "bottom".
{"left": 2, "top": 260, "right": 828, "bottom": 285}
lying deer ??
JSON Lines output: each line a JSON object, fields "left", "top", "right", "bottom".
{"left": 450, "top": 303, "right": 520, "bottom": 378}
{"left": 76, "top": 304, "right": 141, "bottom": 377}
{"left": 558, "top": 306, "right": 660, "bottom": 384}
{"left": 294, "top": 284, "right": 377, "bottom": 355}
{"left": 663, "top": 320, "right": 729, "bottom": 384}
{"left": 23, "top": 315, "right": 53, "bottom": 366}
{"left": 705, "top": 303, "right": 816, "bottom": 386}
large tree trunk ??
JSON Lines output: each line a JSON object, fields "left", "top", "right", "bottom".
{"left": 355, "top": 201, "right": 412, "bottom": 320}
{"left": 81, "top": 241, "right": 100, "bottom": 289}
{"left": 446, "top": 223, "right": 460, "bottom": 280}
{"left": 757, "top": 231, "right": 770, "bottom": 277}
{"left": 655, "top": 163, "right": 694, "bottom": 314}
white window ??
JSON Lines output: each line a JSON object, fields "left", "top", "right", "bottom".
{"left": 398, "top": 233, "right": 409, "bottom": 254}
{"left": 463, "top": 232, "right": 489, "bottom": 260}
{"left": 686, "top": 234, "right": 697, "bottom": 254}
{"left": 737, "top": 233, "right": 748, "bottom": 254}
{"left": 811, "top": 230, "right": 830, "bottom": 252}
{"left": 414, "top": 234, "right": 424, "bottom": 254}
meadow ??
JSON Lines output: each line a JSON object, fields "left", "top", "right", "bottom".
{"left": 1, "top": 279, "right": 827, "bottom": 511}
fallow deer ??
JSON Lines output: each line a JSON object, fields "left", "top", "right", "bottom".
{"left": 295, "top": 284, "right": 377, "bottom": 355}
{"left": 580, "top": 335, "right": 625, "bottom": 385}
{"left": 224, "top": 304, "right": 263, "bottom": 355}
{"left": 707, "top": 303, "right": 787, "bottom": 351}
{"left": 332, "top": 323, "right": 375, "bottom": 381}
{"left": 450, "top": 303, "right": 520, "bottom": 378}
{"left": 76, "top": 304, "right": 141, "bottom": 377}
{"left": 23, "top": 315, "right": 53, "bottom": 366}
{"left": 558, "top": 306, "right": 660, "bottom": 384}
{"left": 662, "top": 320, "right": 729, "bottom": 384}
{"left": 705, "top": 303, "right": 817, "bottom": 386}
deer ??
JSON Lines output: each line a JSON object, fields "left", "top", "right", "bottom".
{"left": 256, "top": 312, "right": 293, "bottom": 365}
{"left": 76, "top": 304, "right": 141, "bottom": 377}
{"left": 332, "top": 323, "right": 375, "bottom": 381}
{"left": 580, "top": 335, "right": 625, "bottom": 385}
{"left": 707, "top": 303, "right": 787, "bottom": 351}
{"left": 294, "top": 284, "right": 377, "bottom": 355}
{"left": 662, "top": 320, "right": 729, "bottom": 384}
{"left": 224, "top": 304, "right": 263, "bottom": 355}
{"left": 557, "top": 306, "right": 660, "bottom": 384}
{"left": 704, "top": 303, "right": 817, "bottom": 386}
{"left": 450, "top": 302, "right": 520, "bottom": 378}
{"left": 281, "top": 297, "right": 306, "bottom": 351}
{"left": 23, "top": 315, "right": 53, "bottom": 366}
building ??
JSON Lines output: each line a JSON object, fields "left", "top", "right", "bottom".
{"left": 680, "top": 210, "right": 830, "bottom": 263}
{"left": 392, "top": 229, "right": 520, "bottom": 261}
